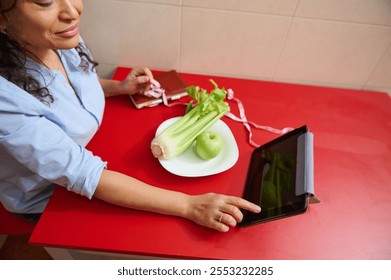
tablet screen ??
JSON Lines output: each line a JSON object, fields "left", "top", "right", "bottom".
{"left": 240, "top": 126, "right": 309, "bottom": 226}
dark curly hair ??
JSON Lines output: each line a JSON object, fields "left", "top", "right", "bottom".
{"left": 0, "top": 1, "right": 98, "bottom": 105}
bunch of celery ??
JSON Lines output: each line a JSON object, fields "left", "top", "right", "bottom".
{"left": 151, "top": 80, "right": 230, "bottom": 160}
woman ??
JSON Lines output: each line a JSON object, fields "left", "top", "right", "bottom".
{"left": 0, "top": 0, "right": 260, "bottom": 232}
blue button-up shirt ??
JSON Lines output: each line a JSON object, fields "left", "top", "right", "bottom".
{"left": 0, "top": 46, "right": 106, "bottom": 213}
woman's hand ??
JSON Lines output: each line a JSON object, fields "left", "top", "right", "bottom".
{"left": 120, "top": 67, "right": 155, "bottom": 95}
{"left": 99, "top": 67, "right": 155, "bottom": 98}
{"left": 184, "top": 193, "right": 261, "bottom": 232}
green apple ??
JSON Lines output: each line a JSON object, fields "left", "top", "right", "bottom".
{"left": 195, "top": 130, "right": 224, "bottom": 160}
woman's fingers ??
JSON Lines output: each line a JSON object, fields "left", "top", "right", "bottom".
{"left": 219, "top": 203, "right": 244, "bottom": 223}
{"left": 218, "top": 212, "right": 238, "bottom": 227}
{"left": 227, "top": 196, "right": 261, "bottom": 214}
{"left": 187, "top": 193, "right": 260, "bottom": 232}
{"left": 218, "top": 196, "right": 261, "bottom": 227}
{"left": 130, "top": 67, "right": 153, "bottom": 80}
{"left": 127, "top": 67, "right": 156, "bottom": 94}
{"left": 212, "top": 220, "right": 230, "bottom": 232}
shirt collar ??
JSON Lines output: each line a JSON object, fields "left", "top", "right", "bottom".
{"left": 24, "top": 48, "right": 81, "bottom": 78}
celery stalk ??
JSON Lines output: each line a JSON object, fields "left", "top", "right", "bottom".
{"left": 151, "top": 80, "right": 230, "bottom": 160}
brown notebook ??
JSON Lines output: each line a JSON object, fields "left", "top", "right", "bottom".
{"left": 129, "top": 70, "right": 188, "bottom": 109}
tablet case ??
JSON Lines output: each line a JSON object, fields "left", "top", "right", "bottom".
{"left": 296, "top": 132, "right": 321, "bottom": 204}
{"left": 129, "top": 70, "right": 188, "bottom": 109}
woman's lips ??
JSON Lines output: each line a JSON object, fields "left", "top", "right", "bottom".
{"left": 56, "top": 25, "right": 79, "bottom": 38}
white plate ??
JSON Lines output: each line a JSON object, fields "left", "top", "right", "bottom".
{"left": 155, "top": 117, "right": 239, "bottom": 177}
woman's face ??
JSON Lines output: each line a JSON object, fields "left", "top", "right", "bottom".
{"left": 1, "top": 0, "right": 83, "bottom": 55}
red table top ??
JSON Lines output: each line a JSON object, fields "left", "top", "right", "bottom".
{"left": 29, "top": 67, "right": 391, "bottom": 259}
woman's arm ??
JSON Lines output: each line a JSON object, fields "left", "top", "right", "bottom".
{"left": 94, "top": 169, "right": 261, "bottom": 232}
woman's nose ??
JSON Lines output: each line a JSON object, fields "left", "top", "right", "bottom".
{"left": 59, "top": 0, "right": 82, "bottom": 21}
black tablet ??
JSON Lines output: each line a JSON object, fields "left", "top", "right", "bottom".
{"left": 240, "top": 125, "right": 314, "bottom": 226}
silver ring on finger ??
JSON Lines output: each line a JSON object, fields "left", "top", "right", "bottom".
{"left": 218, "top": 213, "right": 224, "bottom": 223}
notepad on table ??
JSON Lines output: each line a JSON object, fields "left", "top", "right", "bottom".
{"left": 129, "top": 70, "right": 188, "bottom": 109}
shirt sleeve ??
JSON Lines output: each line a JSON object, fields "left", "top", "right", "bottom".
{"left": 0, "top": 109, "right": 106, "bottom": 199}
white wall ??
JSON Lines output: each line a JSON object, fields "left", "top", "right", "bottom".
{"left": 80, "top": 0, "right": 391, "bottom": 96}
